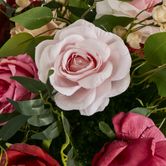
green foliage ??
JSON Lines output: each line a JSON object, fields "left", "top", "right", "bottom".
{"left": 144, "top": 32, "right": 166, "bottom": 66}
{"left": 28, "top": 112, "right": 54, "bottom": 127}
{"left": 68, "top": 0, "right": 89, "bottom": 9}
{"left": 11, "top": 76, "right": 47, "bottom": 93}
{"left": 0, "top": 33, "right": 33, "bottom": 57}
{"left": 10, "top": 7, "right": 53, "bottom": 30}
{"left": 0, "top": 115, "right": 28, "bottom": 141}
{"left": 0, "top": 33, "right": 52, "bottom": 57}
{"left": 8, "top": 99, "right": 47, "bottom": 116}
{"left": 130, "top": 107, "right": 150, "bottom": 116}
{"left": 31, "top": 121, "right": 62, "bottom": 140}
{"left": 94, "top": 15, "right": 133, "bottom": 32}
{"left": 99, "top": 121, "right": 115, "bottom": 139}
{"left": 149, "top": 69, "right": 166, "bottom": 97}
{"left": 143, "top": 32, "right": 166, "bottom": 96}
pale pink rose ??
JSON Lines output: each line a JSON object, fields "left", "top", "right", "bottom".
{"left": 0, "top": 54, "right": 38, "bottom": 114}
{"left": 96, "top": 0, "right": 161, "bottom": 49}
{"left": 96, "top": 0, "right": 161, "bottom": 19}
{"left": 92, "top": 112, "right": 166, "bottom": 166}
{"left": 35, "top": 20, "right": 131, "bottom": 116}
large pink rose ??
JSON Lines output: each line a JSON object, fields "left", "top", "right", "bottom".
{"left": 35, "top": 20, "right": 131, "bottom": 116}
{"left": 0, "top": 54, "right": 38, "bottom": 114}
{"left": 92, "top": 112, "right": 166, "bottom": 166}
{"left": 96, "top": 0, "right": 162, "bottom": 19}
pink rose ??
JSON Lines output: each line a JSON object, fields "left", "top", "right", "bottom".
{"left": 35, "top": 20, "right": 131, "bottom": 116}
{"left": 92, "top": 112, "right": 166, "bottom": 166}
{"left": 96, "top": 0, "right": 162, "bottom": 19}
{"left": 0, "top": 54, "right": 38, "bottom": 114}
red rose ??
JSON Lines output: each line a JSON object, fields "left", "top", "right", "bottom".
{"left": 0, "top": 143, "right": 60, "bottom": 166}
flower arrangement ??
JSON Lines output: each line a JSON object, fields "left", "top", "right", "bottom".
{"left": 0, "top": 0, "right": 166, "bottom": 165}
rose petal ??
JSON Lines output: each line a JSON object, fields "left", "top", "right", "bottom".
{"left": 49, "top": 74, "right": 80, "bottom": 96}
{"left": 54, "top": 88, "right": 96, "bottom": 110}
{"left": 92, "top": 141, "right": 127, "bottom": 166}
{"left": 109, "top": 74, "right": 130, "bottom": 97}
{"left": 108, "top": 41, "right": 131, "bottom": 81}
{"left": 112, "top": 112, "right": 155, "bottom": 139}
{"left": 78, "top": 62, "right": 113, "bottom": 89}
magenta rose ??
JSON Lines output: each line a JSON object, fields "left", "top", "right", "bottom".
{"left": 0, "top": 143, "right": 60, "bottom": 166}
{"left": 0, "top": 54, "right": 38, "bottom": 114}
{"left": 92, "top": 112, "right": 166, "bottom": 166}
{"left": 35, "top": 19, "right": 131, "bottom": 116}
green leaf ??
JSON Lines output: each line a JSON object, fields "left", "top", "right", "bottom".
{"left": 28, "top": 112, "right": 54, "bottom": 127}
{"left": 0, "top": 115, "right": 28, "bottom": 141}
{"left": 144, "top": 32, "right": 166, "bottom": 66}
{"left": 149, "top": 69, "right": 166, "bottom": 96}
{"left": 99, "top": 121, "right": 115, "bottom": 139}
{"left": 8, "top": 99, "right": 47, "bottom": 116}
{"left": 0, "top": 111, "right": 18, "bottom": 122}
{"left": 10, "top": 7, "right": 53, "bottom": 30}
{"left": 61, "top": 113, "right": 70, "bottom": 137}
{"left": 31, "top": 121, "right": 62, "bottom": 140}
{"left": 68, "top": 6, "right": 86, "bottom": 17}
{"left": 26, "top": 36, "right": 53, "bottom": 57}
{"left": 94, "top": 15, "right": 133, "bottom": 32}
{"left": 130, "top": 107, "right": 150, "bottom": 116}
{"left": 11, "top": 76, "right": 47, "bottom": 93}
{"left": 67, "top": 147, "right": 79, "bottom": 166}
{"left": 44, "top": 0, "right": 62, "bottom": 9}
{"left": 68, "top": 0, "right": 89, "bottom": 9}
{"left": 0, "top": 33, "right": 33, "bottom": 57}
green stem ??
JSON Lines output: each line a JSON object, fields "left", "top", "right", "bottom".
{"left": 159, "top": 118, "right": 166, "bottom": 129}
{"left": 81, "top": 3, "right": 96, "bottom": 19}
{"left": 60, "top": 112, "right": 70, "bottom": 166}
{"left": 133, "top": 64, "right": 166, "bottom": 78}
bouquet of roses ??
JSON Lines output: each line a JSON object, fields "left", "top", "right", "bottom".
{"left": 0, "top": 0, "right": 166, "bottom": 165}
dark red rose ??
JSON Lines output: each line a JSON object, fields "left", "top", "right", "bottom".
{"left": 6, "top": 0, "right": 16, "bottom": 6}
{"left": 0, "top": 4, "right": 10, "bottom": 47}
{"left": 0, "top": 143, "right": 60, "bottom": 166}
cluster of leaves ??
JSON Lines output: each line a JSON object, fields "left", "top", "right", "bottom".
{"left": 0, "top": 0, "right": 166, "bottom": 165}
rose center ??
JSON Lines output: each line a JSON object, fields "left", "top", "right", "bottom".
{"left": 68, "top": 54, "right": 90, "bottom": 72}
{"left": 0, "top": 79, "right": 9, "bottom": 98}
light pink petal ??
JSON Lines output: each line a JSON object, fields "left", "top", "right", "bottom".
{"left": 108, "top": 40, "right": 131, "bottom": 81}
{"left": 49, "top": 74, "right": 80, "bottom": 96}
{"left": 112, "top": 112, "right": 155, "bottom": 139}
{"left": 55, "top": 20, "right": 97, "bottom": 40}
{"left": 78, "top": 62, "right": 113, "bottom": 89}
{"left": 36, "top": 35, "right": 84, "bottom": 82}
{"left": 109, "top": 74, "right": 130, "bottom": 97}
{"left": 76, "top": 39, "right": 111, "bottom": 62}
{"left": 54, "top": 88, "right": 96, "bottom": 110}
{"left": 107, "top": 0, "right": 150, "bottom": 19}
{"left": 81, "top": 98, "right": 109, "bottom": 116}
{"left": 80, "top": 78, "right": 112, "bottom": 115}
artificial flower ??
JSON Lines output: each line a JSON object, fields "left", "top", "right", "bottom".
{"left": 92, "top": 112, "right": 166, "bottom": 166}
{"left": 0, "top": 143, "right": 60, "bottom": 166}
{"left": 96, "top": 0, "right": 161, "bottom": 19}
{"left": 35, "top": 19, "right": 131, "bottom": 116}
{"left": 0, "top": 54, "right": 38, "bottom": 114}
